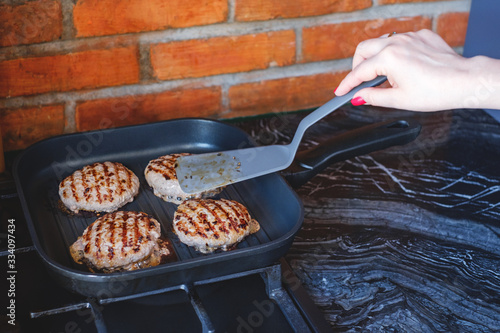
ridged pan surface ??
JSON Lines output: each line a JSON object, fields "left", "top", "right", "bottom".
{"left": 14, "top": 119, "right": 303, "bottom": 297}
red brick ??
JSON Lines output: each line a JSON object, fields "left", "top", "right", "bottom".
{"left": 0, "top": 104, "right": 65, "bottom": 151}
{"left": 0, "top": 0, "right": 62, "bottom": 47}
{"left": 437, "top": 12, "right": 469, "bottom": 47}
{"left": 0, "top": 46, "right": 139, "bottom": 98}
{"left": 302, "top": 17, "right": 432, "bottom": 63}
{"left": 227, "top": 71, "right": 348, "bottom": 118}
{"left": 73, "top": 0, "right": 227, "bottom": 37}
{"left": 151, "top": 31, "right": 296, "bottom": 81}
{"left": 235, "top": 0, "right": 371, "bottom": 21}
{"left": 76, "top": 87, "right": 222, "bottom": 131}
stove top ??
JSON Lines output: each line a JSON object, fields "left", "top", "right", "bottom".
{"left": 0, "top": 177, "right": 330, "bottom": 332}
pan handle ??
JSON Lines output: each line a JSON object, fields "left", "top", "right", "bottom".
{"left": 282, "top": 119, "right": 422, "bottom": 188}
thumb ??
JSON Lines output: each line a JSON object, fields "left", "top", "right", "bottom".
{"left": 354, "top": 87, "right": 403, "bottom": 109}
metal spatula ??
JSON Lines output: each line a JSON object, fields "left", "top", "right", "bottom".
{"left": 175, "top": 76, "right": 387, "bottom": 194}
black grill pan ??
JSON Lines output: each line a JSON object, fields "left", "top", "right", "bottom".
{"left": 13, "top": 118, "right": 420, "bottom": 298}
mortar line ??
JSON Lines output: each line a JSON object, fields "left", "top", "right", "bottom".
{"left": 64, "top": 99, "right": 76, "bottom": 133}
{"left": 228, "top": 0, "right": 236, "bottom": 23}
{"left": 295, "top": 27, "right": 303, "bottom": 63}
{"left": 60, "top": 0, "right": 76, "bottom": 40}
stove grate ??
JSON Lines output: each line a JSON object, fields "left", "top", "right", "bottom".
{"left": 26, "top": 262, "right": 314, "bottom": 333}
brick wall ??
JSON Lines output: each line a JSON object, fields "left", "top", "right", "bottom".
{"left": 0, "top": 0, "right": 470, "bottom": 151}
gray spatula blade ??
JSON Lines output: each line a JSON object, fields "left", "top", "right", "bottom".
{"left": 175, "top": 145, "right": 292, "bottom": 194}
{"left": 175, "top": 76, "right": 387, "bottom": 194}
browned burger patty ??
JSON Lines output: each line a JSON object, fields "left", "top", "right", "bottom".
{"left": 59, "top": 161, "right": 140, "bottom": 214}
{"left": 173, "top": 198, "right": 260, "bottom": 253}
{"left": 69, "top": 211, "right": 169, "bottom": 273}
{"left": 144, "top": 153, "right": 224, "bottom": 205}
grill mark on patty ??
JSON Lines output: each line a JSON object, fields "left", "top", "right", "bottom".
{"left": 174, "top": 208, "right": 194, "bottom": 236}
{"left": 147, "top": 217, "right": 157, "bottom": 238}
{"left": 214, "top": 200, "right": 239, "bottom": 232}
{"left": 185, "top": 202, "right": 208, "bottom": 239}
{"left": 81, "top": 168, "right": 88, "bottom": 200}
{"left": 211, "top": 201, "right": 230, "bottom": 235}
{"left": 108, "top": 219, "right": 116, "bottom": 260}
{"left": 121, "top": 215, "right": 128, "bottom": 255}
{"left": 69, "top": 174, "right": 79, "bottom": 203}
{"left": 149, "top": 159, "right": 171, "bottom": 178}
{"left": 227, "top": 201, "right": 249, "bottom": 230}
{"left": 198, "top": 200, "right": 221, "bottom": 240}
{"left": 131, "top": 212, "right": 141, "bottom": 253}
{"left": 120, "top": 166, "right": 132, "bottom": 196}
{"left": 89, "top": 163, "right": 98, "bottom": 204}
{"left": 93, "top": 219, "right": 103, "bottom": 257}
{"left": 150, "top": 161, "right": 176, "bottom": 181}
{"left": 106, "top": 162, "right": 118, "bottom": 200}
{"left": 102, "top": 162, "right": 110, "bottom": 201}
{"left": 146, "top": 154, "right": 188, "bottom": 181}
{"left": 210, "top": 200, "right": 233, "bottom": 237}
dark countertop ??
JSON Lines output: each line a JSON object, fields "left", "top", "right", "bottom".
{"left": 232, "top": 105, "right": 500, "bottom": 332}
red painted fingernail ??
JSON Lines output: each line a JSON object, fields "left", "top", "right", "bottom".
{"left": 333, "top": 87, "right": 338, "bottom": 94}
{"left": 351, "top": 96, "right": 366, "bottom": 106}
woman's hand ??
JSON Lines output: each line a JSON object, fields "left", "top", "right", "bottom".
{"left": 335, "top": 29, "right": 500, "bottom": 111}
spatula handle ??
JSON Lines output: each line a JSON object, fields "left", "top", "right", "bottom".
{"left": 283, "top": 119, "right": 422, "bottom": 188}
{"left": 290, "top": 76, "right": 387, "bottom": 151}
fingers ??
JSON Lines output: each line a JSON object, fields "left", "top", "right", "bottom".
{"left": 351, "top": 33, "right": 393, "bottom": 69}
{"left": 337, "top": 32, "right": 397, "bottom": 95}
{"left": 333, "top": 29, "right": 462, "bottom": 111}
{"left": 336, "top": 30, "right": 429, "bottom": 97}
{"left": 336, "top": 51, "right": 389, "bottom": 96}
{"left": 336, "top": 52, "right": 405, "bottom": 109}
{"left": 335, "top": 70, "right": 377, "bottom": 97}
{"left": 352, "top": 87, "right": 401, "bottom": 109}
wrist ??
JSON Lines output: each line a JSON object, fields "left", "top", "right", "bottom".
{"left": 461, "top": 56, "right": 500, "bottom": 110}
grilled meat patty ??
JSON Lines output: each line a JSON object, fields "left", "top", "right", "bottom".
{"left": 59, "top": 162, "right": 140, "bottom": 214}
{"left": 70, "top": 211, "right": 169, "bottom": 273}
{"left": 173, "top": 198, "right": 260, "bottom": 253}
{"left": 145, "top": 153, "right": 224, "bottom": 204}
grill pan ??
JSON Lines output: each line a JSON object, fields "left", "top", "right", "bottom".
{"left": 13, "top": 117, "right": 420, "bottom": 298}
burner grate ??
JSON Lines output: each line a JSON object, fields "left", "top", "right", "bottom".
{"left": 29, "top": 262, "right": 312, "bottom": 333}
